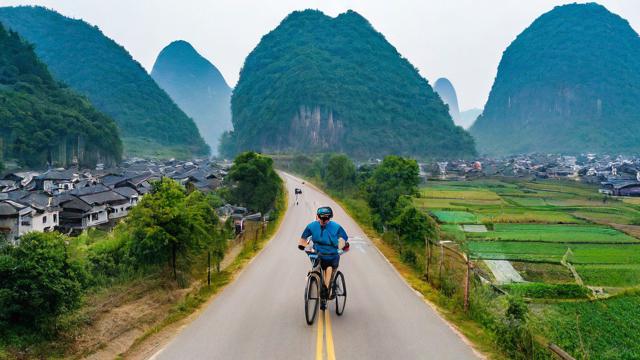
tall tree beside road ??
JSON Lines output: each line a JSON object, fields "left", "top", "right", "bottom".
{"left": 365, "top": 156, "right": 420, "bottom": 226}
{"left": 124, "top": 178, "right": 224, "bottom": 280}
{"left": 225, "top": 152, "right": 282, "bottom": 214}
{"left": 326, "top": 154, "right": 356, "bottom": 194}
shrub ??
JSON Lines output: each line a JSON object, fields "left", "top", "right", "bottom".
{"left": 0, "top": 232, "right": 86, "bottom": 334}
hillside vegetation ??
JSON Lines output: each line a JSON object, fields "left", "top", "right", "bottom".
{"left": 0, "top": 23, "right": 121, "bottom": 167}
{"left": 471, "top": 3, "right": 640, "bottom": 155}
{"left": 0, "top": 6, "right": 209, "bottom": 158}
{"left": 223, "top": 10, "right": 476, "bottom": 159}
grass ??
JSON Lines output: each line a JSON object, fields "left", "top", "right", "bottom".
{"left": 467, "top": 224, "right": 638, "bottom": 244}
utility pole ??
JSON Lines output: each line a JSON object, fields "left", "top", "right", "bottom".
{"left": 207, "top": 250, "right": 211, "bottom": 287}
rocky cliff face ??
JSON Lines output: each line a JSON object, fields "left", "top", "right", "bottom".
{"left": 470, "top": 3, "right": 640, "bottom": 155}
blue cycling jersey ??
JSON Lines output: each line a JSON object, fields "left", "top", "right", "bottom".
{"left": 301, "top": 220, "right": 348, "bottom": 255}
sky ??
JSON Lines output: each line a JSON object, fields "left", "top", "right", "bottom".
{"left": 1, "top": 0, "right": 639, "bottom": 110}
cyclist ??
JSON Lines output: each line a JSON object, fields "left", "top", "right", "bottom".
{"left": 298, "top": 206, "right": 349, "bottom": 307}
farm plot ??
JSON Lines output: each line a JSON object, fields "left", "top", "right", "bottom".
{"left": 431, "top": 210, "right": 478, "bottom": 224}
{"left": 542, "top": 292, "right": 640, "bottom": 359}
{"left": 468, "top": 241, "right": 640, "bottom": 264}
{"left": 466, "top": 224, "right": 638, "bottom": 244}
{"left": 575, "top": 264, "right": 640, "bottom": 287}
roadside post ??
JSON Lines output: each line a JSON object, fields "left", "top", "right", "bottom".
{"left": 208, "top": 250, "right": 211, "bottom": 287}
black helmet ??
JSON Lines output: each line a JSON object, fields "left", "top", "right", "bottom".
{"left": 317, "top": 206, "right": 333, "bottom": 219}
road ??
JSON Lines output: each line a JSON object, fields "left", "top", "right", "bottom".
{"left": 151, "top": 172, "right": 481, "bottom": 359}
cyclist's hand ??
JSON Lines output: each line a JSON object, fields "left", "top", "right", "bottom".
{"left": 342, "top": 242, "right": 350, "bottom": 252}
{"left": 298, "top": 244, "right": 306, "bottom": 251}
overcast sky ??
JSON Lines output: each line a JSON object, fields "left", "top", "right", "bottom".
{"left": 1, "top": 0, "right": 638, "bottom": 110}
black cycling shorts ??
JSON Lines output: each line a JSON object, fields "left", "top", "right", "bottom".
{"left": 317, "top": 254, "right": 340, "bottom": 270}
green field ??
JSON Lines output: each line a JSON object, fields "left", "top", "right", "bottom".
{"left": 423, "top": 178, "right": 640, "bottom": 358}
{"left": 469, "top": 241, "right": 640, "bottom": 264}
{"left": 575, "top": 264, "right": 640, "bottom": 287}
{"left": 431, "top": 210, "right": 478, "bottom": 224}
{"left": 467, "top": 224, "right": 638, "bottom": 243}
{"left": 541, "top": 292, "right": 640, "bottom": 359}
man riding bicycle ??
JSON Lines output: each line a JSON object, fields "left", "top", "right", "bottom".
{"left": 298, "top": 206, "right": 349, "bottom": 306}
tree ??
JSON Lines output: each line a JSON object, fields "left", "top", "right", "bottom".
{"left": 389, "top": 196, "right": 438, "bottom": 243}
{"left": 365, "top": 155, "right": 420, "bottom": 226}
{"left": 0, "top": 232, "right": 86, "bottom": 333}
{"left": 325, "top": 154, "right": 356, "bottom": 193}
{"left": 226, "top": 152, "right": 282, "bottom": 214}
{"left": 125, "top": 178, "right": 212, "bottom": 279}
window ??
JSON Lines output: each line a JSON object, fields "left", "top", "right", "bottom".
{"left": 53, "top": 214, "right": 57, "bottom": 223}
{"left": 43, "top": 216, "right": 47, "bottom": 224}
{"left": 91, "top": 213, "right": 99, "bottom": 221}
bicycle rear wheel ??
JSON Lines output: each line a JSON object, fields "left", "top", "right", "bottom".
{"left": 334, "top": 271, "right": 346, "bottom": 316}
{"left": 305, "top": 274, "right": 320, "bottom": 325}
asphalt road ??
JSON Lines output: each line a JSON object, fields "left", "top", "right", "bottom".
{"left": 151, "top": 172, "right": 480, "bottom": 360}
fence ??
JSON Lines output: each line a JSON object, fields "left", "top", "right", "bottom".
{"left": 417, "top": 237, "right": 576, "bottom": 360}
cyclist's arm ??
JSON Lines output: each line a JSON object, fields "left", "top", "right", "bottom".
{"left": 299, "top": 225, "right": 312, "bottom": 248}
{"left": 337, "top": 225, "right": 349, "bottom": 250}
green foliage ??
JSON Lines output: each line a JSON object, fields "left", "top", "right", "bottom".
{"left": 0, "top": 22, "right": 121, "bottom": 167}
{"left": 471, "top": 3, "right": 640, "bottom": 155}
{"left": 224, "top": 9, "right": 476, "bottom": 159}
{"left": 390, "top": 196, "right": 438, "bottom": 243}
{"left": 0, "top": 6, "right": 208, "bottom": 157}
{"left": 325, "top": 154, "right": 356, "bottom": 194}
{"left": 225, "top": 152, "right": 282, "bottom": 214}
{"left": 0, "top": 232, "right": 86, "bottom": 334}
{"left": 365, "top": 155, "right": 420, "bottom": 225}
{"left": 124, "top": 178, "right": 226, "bottom": 279}
{"left": 504, "top": 283, "right": 590, "bottom": 299}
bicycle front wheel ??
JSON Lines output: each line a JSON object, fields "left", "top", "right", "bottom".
{"left": 305, "top": 274, "right": 320, "bottom": 325}
{"left": 334, "top": 271, "right": 347, "bottom": 316}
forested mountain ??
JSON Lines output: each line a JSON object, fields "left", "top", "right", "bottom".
{"left": 0, "top": 23, "right": 121, "bottom": 167}
{"left": 433, "top": 78, "right": 460, "bottom": 124}
{"left": 0, "top": 6, "right": 209, "bottom": 158}
{"left": 222, "top": 10, "right": 476, "bottom": 159}
{"left": 151, "top": 40, "right": 232, "bottom": 154}
{"left": 470, "top": 3, "right": 640, "bottom": 155}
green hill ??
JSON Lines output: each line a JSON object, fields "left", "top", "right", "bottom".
{"left": 0, "top": 6, "right": 208, "bottom": 158}
{"left": 222, "top": 10, "right": 476, "bottom": 159}
{"left": 470, "top": 3, "right": 640, "bottom": 155}
{"left": 151, "top": 40, "right": 232, "bottom": 155}
{"left": 0, "top": 23, "right": 121, "bottom": 167}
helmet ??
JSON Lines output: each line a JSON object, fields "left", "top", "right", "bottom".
{"left": 317, "top": 206, "right": 333, "bottom": 219}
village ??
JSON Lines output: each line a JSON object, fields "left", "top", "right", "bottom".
{"left": 0, "top": 158, "right": 257, "bottom": 244}
{"left": 425, "top": 153, "right": 640, "bottom": 196}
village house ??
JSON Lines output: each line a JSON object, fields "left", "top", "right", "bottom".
{"left": 33, "top": 169, "right": 78, "bottom": 194}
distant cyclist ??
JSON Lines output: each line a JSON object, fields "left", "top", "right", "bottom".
{"left": 298, "top": 207, "right": 349, "bottom": 304}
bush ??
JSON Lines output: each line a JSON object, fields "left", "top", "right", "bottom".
{"left": 0, "top": 232, "right": 86, "bottom": 334}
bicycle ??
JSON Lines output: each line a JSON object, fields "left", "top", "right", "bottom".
{"left": 304, "top": 250, "right": 347, "bottom": 325}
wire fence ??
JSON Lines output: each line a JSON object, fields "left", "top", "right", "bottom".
{"left": 425, "top": 239, "right": 575, "bottom": 360}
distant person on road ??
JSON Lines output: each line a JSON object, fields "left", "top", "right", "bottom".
{"left": 298, "top": 206, "right": 349, "bottom": 300}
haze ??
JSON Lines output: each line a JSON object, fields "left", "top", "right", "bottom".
{"left": 1, "top": 0, "right": 639, "bottom": 110}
